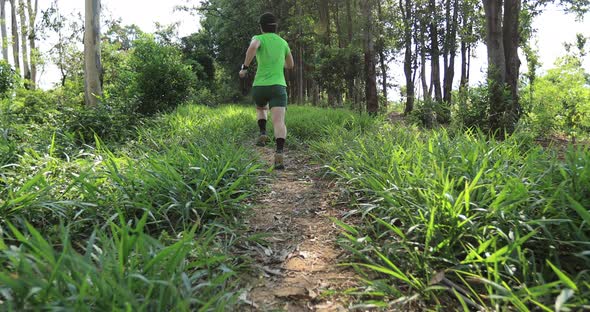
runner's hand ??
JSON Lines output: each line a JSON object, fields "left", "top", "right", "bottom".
{"left": 239, "top": 69, "right": 248, "bottom": 78}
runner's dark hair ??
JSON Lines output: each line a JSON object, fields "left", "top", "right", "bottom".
{"left": 259, "top": 12, "right": 278, "bottom": 33}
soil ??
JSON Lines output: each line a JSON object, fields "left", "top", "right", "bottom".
{"left": 236, "top": 145, "right": 360, "bottom": 311}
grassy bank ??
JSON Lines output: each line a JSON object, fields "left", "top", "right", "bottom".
{"left": 312, "top": 121, "right": 590, "bottom": 310}
{"left": 1, "top": 105, "right": 263, "bottom": 310}
{"left": 0, "top": 103, "right": 373, "bottom": 310}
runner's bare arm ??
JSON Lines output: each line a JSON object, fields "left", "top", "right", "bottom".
{"left": 244, "top": 39, "right": 261, "bottom": 67}
{"left": 285, "top": 52, "right": 294, "bottom": 69}
{"left": 240, "top": 39, "right": 261, "bottom": 78}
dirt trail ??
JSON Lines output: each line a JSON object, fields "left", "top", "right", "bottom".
{"left": 237, "top": 146, "right": 359, "bottom": 311}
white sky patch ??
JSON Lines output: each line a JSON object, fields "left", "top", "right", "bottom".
{"left": 35, "top": 0, "right": 200, "bottom": 88}
{"left": 533, "top": 6, "right": 590, "bottom": 71}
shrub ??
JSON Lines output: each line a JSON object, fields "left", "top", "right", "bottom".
{"left": 0, "top": 60, "right": 16, "bottom": 97}
{"left": 524, "top": 56, "right": 590, "bottom": 138}
{"left": 129, "top": 35, "right": 196, "bottom": 116}
{"left": 453, "top": 84, "right": 491, "bottom": 130}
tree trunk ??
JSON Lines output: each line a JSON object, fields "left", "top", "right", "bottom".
{"left": 377, "top": 0, "right": 387, "bottom": 106}
{"left": 296, "top": 2, "right": 304, "bottom": 104}
{"left": 18, "top": 0, "right": 30, "bottom": 85}
{"left": 483, "top": 0, "right": 523, "bottom": 135}
{"left": 84, "top": 0, "right": 102, "bottom": 107}
{"left": 363, "top": 0, "right": 378, "bottom": 114}
{"left": 420, "top": 29, "right": 430, "bottom": 102}
{"left": 459, "top": 1, "right": 471, "bottom": 91}
{"left": 503, "top": 0, "right": 521, "bottom": 122}
{"left": 401, "top": 0, "right": 414, "bottom": 114}
{"left": 0, "top": 0, "right": 8, "bottom": 62}
{"left": 27, "top": 0, "right": 37, "bottom": 88}
{"left": 483, "top": 0, "right": 505, "bottom": 82}
{"left": 319, "top": 0, "right": 330, "bottom": 44}
{"left": 298, "top": 44, "right": 304, "bottom": 103}
{"left": 9, "top": 0, "right": 19, "bottom": 74}
{"left": 460, "top": 37, "right": 468, "bottom": 91}
{"left": 346, "top": 0, "right": 353, "bottom": 45}
{"left": 442, "top": 0, "right": 458, "bottom": 104}
{"left": 319, "top": 0, "right": 335, "bottom": 106}
{"left": 334, "top": 1, "right": 343, "bottom": 48}
{"left": 429, "top": 0, "right": 442, "bottom": 103}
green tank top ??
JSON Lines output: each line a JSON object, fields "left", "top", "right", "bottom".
{"left": 252, "top": 33, "right": 291, "bottom": 87}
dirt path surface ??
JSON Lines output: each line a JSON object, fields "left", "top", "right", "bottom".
{"left": 237, "top": 146, "right": 360, "bottom": 311}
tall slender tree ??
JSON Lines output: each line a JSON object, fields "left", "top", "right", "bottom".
{"left": 376, "top": 0, "right": 388, "bottom": 105}
{"left": 27, "top": 0, "right": 37, "bottom": 87}
{"left": 442, "top": 0, "right": 458, "bottom": 105}
{"left": 363, "top": 0, "right": 378, "bottom": 114}
{"left": 400, "top": 0, "right": 414, "bottom": 114}
{"left": 0, "top": 0, "right": 8, "bottom": 62}
{"left": 9, "top": 0, "right": 19, "bottom": 74}
{"left": 18, "top": 0, "right": 30, "bottom": 84}
{"left": 84, "top": 0, "right": 102, "bottom": 107}
{"left": 429, "top": 0, "right": 442, "bottom": 103}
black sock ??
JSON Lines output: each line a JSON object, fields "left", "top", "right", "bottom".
{"left": 276, "top": 138, "right": 285, "bottom": 153}
{"left": 258, "top": 119, "right": 267, "bottom": 135}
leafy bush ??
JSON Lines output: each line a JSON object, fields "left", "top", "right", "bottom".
{"left": 453, "top": 85, "right": 491, "bottom": 130}
{"left": 524, "top": 55, "right": 590, "bottom": 138}
{"left": 0, "top": 60, "right": 16, "bottom": 97}
{"left": 191, "top": 87, "right": 220, "bottom": 106}
{"left": 129, "top": 35, "right": 196, "bottom": 116}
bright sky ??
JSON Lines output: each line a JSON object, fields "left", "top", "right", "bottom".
{"left": 37, "top": 0, "right": 200, "bottom": 88}
{"left": 17, "top": 1, "right": 590, "bottom": 92}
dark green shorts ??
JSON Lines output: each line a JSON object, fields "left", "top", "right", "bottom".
{"left": 252, "top": 85, "right": 288, "bottom": 108}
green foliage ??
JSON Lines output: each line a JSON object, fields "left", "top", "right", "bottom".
{"left": 0, "top": 60, "right": 17, "bottom": 97}
{"left": 0, "top": 104, "right": 263, "bottom": 310}
{"left": 453, "top": 85, "right": 491, "bottom": 130}
{"left": 285, "top": 106, "right": 376, "bottom": 146}
{"left": 128, "top": 35, "right": 196, "bottom": 116}
{"left": 181, "top": 32, "right": 216, "bottom": 88}
{"left": 311, "top": 116, "right": 590, "bottom": 310}
{"left": 524, "top": 55, "right": 590, "bottom": 138}
{"left": 314, "top": 46, "right": 362, "bottom": 97}
{"left": 0, "top": 221, "right": 239, "bottom": 311}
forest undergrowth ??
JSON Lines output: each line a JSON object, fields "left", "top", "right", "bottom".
{"left": 1, "top": 103, "right": 589, "bottom": 311}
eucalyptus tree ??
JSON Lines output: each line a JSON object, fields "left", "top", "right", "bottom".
{"left": 27, "top": 0, "right": 38, "bottom": 87}
{"left": 397, "top": 0, "right": 415, "bottom": 114}
{"left": 482, "top": 0, "right": 589, "bottom": 135}
{"left": 84, "top": 0, "right": 102, "bottom": 107}
{"left": 363, "top": 0, "right": 378, "bottom": 114}
{"left": 442, "top": 0, "right": 459, "bottom": 105}
{"left": 9, "top": 0, "right": 19, "bottom": 74}
{"left": 482, "top": 0, "right": 521, "bottom": 134}
{"left": 428, "top": 0, "right": 443, "bottom": 103}
{"left": 458, "top": 0, "right": 481, "bottom": 92}
{"left": 0, "top": 0, "right": 8, "bottom": 62}
{"left": 18, "top": 0, "right": 30, "bottom": 84}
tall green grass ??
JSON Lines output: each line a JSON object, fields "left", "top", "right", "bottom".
{"left": 312, "top": 122, "right": 590, "bottom": 310}
{"left": 0, "top": 104, "right": 262, "bottom": 310}
{"left": 7, "top": 101, "right": 587, "bottom": 310}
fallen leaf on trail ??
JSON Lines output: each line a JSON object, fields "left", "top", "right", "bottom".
{"left": 238, "top": 292, "right": 259, "bottom": 309}
{"left": 259, "top": 244, "right": 273, "bottom": 256}
{"left": 429, "top": 271, "right": 445, "bottom": 285}
{"left": 307, "top": 287, "right": 318, "bottom": 299}
{"left": 261, "top": 266, "right": 283, "bottom": 277}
